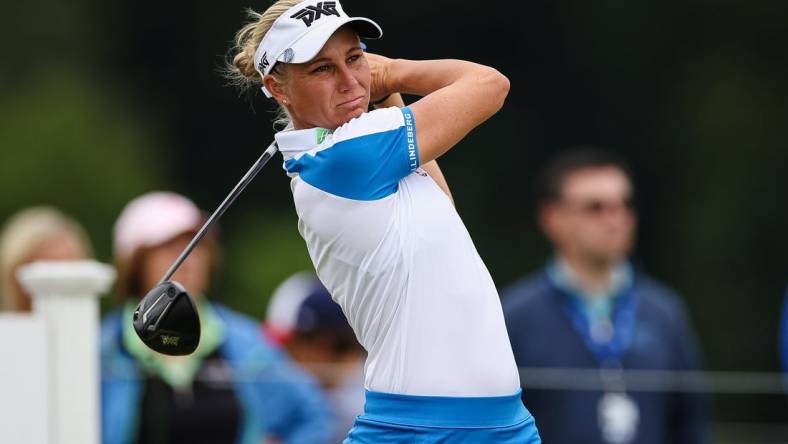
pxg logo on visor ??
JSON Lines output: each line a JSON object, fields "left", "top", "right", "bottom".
{"left": 291, "top": 1, "right": 340, "bottom": 27}
{"left": 257, "top": 52, "right": 270, "bottom": 73}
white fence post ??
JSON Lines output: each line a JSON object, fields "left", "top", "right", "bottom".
{"left": 0, "top": 314, "right": 49, "bottom": 444}
{"left": 17, "top": 260, "right": 115, "bottom": 444}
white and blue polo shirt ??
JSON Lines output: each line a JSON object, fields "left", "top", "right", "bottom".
{"left": 276, "top": 106, "right": 520, "bottom": 397}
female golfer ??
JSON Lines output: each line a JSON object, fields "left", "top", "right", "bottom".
{"left": 228, "top": 0, "right": 541, "bottom": 442}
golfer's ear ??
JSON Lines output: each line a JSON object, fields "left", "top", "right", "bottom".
{"left": 264, "top": 74, "right": 287, "bottom": 104}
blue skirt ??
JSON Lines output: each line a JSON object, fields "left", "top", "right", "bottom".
{"left": 344, "top": 389, "right": 541, "bottom": 443}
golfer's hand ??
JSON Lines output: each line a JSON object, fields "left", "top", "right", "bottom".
{"left": 365, "top": 52, "right": 394, "bottom": 102}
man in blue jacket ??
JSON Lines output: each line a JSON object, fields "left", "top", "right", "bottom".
{"left": 502, "top": 148, "right": 707, "bottom": 444}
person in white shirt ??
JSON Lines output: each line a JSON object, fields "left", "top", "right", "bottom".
{"left": 227, "top": 1, "right": 541, "bottom": 442}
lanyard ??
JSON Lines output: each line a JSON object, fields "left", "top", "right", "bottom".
{"left": 551, "top": 277, "right": 640, "bottom": 366}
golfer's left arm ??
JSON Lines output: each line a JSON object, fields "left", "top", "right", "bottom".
{"left": 373, "top": 93, "right": 454, "bottom": 203}
{"left": 369, "top": 55, "right": 510, "bottom": 165}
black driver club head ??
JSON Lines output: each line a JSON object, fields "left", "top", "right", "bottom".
{"left": 133, "top": 281, "right": 200, "bottom": 355}
{"left": 130, "top": 143, "right": 279, "bottom": 356}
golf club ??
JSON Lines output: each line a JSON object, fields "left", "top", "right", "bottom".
{"left": 132, "top": 141, "right": 279, "bottom": 355}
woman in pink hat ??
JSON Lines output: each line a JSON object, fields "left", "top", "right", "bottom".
{"left": 101, "top": 191, "right": 331, "bottom": 444}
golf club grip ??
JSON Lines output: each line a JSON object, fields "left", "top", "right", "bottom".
{"left": 159, "top": 142, "right": 280, "bottom": 283}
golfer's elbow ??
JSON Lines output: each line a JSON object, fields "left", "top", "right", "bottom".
{"left": 478, "top": 67, "right": 510, "bottom": 114}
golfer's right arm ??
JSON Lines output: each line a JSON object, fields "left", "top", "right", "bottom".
{"left": 377, "top": 57, "right": 510, "bottom": 165}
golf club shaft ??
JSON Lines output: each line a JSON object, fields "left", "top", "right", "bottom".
{"left": 159, "top": 141, "right": 279, "bottom": 284}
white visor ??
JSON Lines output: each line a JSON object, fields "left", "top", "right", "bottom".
{"left": 253, "top": 0, "right": 382, "bottom": 98}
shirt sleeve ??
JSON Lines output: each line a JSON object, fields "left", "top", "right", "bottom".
{"left": 284, "top": 106, "right": 420, "bottom": 200}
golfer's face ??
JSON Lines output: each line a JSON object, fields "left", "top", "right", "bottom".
{"left": 285, "top": 27, "right": 370, "bottom": 129}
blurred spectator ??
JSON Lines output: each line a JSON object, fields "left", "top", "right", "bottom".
{"left": 502, "top": 148, "right": 706, "bottom": 444}
{"left": 265, "top": 272, "right": 365, "bottom": 444}
{"left": 101, "top": 191, "right": 331, "bottom": 444}
{"left": 0, "top": 206, "right": 92, "bottom": 312}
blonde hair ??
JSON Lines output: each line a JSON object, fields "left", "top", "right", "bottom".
{"left": 0, "top": 207, "right": 93, "bottom": 311}
{"left": 226, "top": 0, "right": 304, "bottom": 128}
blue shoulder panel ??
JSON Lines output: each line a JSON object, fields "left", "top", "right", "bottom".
{"left": 285, "top": 107, "right": 420, "bottom": 201}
